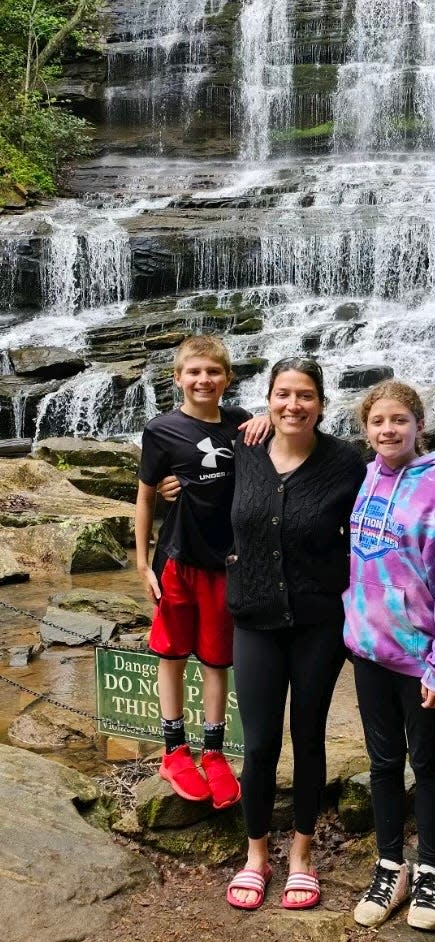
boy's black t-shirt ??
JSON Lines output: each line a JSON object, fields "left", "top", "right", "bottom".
{"left": 139, "top": 405, "right": 251, "bottom": 574}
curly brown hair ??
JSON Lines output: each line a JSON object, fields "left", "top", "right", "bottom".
{"left": 360, "top": 380, "right": 425, "bottom": 427}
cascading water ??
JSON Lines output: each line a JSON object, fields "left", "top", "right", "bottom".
{"left": 193, "top": 213, "right": 435, "bottom": 299}
{"left": 333, "top": 0, "right": 435, "bottom": 149}
{"left": 239, "top": 0, "right": 294, "bottom": 160}
{"left": 117, "top": 370, "right": 159, "bottom": 436}
{"left": 34, "top": 370, "right": 116, "bottom": 441}
{"left": 1, "top": 0, "right": 434, "bottom": 444}
{"left": 105, "top": 0, "right": 220, "bottom": 134}
{"left": 41, "top": 215, "right": 131, "bottom": 311}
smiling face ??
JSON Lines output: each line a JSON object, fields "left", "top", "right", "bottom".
{"left": 366, "top": 396, "right": 424, "bottom": 468}
{"left": 175, "top": 355, "right": 230, "bottom": 417}
{"left": 268, "top": 369, "right": 323, "bottom": 440}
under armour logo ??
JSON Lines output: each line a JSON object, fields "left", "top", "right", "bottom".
{"left": 196, "top": 437, "right": 233, "bottom": 469}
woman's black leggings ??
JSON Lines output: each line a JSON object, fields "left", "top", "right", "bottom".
{"left": 354, "top": 655, "right": 435, "bottom": 867}
{"left": 233, "top": 621, "right": 346, "bottom": 839}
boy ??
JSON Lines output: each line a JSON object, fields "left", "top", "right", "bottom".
{"left": 136, "top": 336, "right": 258, "bottom": 807}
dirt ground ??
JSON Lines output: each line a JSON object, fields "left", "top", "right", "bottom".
{"left": 89, "top": 817, "right": 419, "bottom": 942}
{"left": 88, "top": 662, "right": 433, "bottom": 942}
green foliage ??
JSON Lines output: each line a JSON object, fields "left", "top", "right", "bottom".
{"left": 0, "top": 137, "right": 55, "bottom": 197}
{"left": 0, "top": 0, "right": 98, "bottom": 202}
{"left": 272, "top": 121, "right": 334, "bottom": 142}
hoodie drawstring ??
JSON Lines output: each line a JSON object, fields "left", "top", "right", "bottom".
{"left": 356, "top": 465, "right": 407, "bottom": 547}
{"left": 357, "top": 466, "right": 382, "bottom": 545}
{"left": 376, "top": 466, "right": 406, "bottom": 545}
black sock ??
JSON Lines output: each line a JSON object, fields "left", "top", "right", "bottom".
{"left": 162, "top": 715, "right": 185, "bottom": 753}
{"left": 203, "top": 720, "right": 225, "bottom": 753}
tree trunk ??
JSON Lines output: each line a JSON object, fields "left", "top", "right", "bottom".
{"left": 29, "top": 0, "right": 92, "bottom": 86}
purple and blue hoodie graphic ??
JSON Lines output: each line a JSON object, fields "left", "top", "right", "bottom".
{"left": 344, "top": 451, "right": 435, "bottom": 691}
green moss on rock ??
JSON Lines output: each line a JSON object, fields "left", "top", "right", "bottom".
{"left": 142, "top": 805, "right": 247, "bottom": 863}
{"left": 71, "top": 521, "right": 127, "bottom": 572}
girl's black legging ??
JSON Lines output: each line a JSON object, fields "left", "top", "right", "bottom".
{"left": 354, "top": 655, "right": 435, "bottom": 867}
{"left": 233, "top": 621, "right": 346, "bottom": 839}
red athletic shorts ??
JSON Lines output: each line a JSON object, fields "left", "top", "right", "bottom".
{"left": 148, "top": 558, "right": 234, "bottom": 667}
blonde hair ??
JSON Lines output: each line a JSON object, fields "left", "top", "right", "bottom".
{"left": 174, "top": 336, "right": 232, "bottom": 376}
{"left": 360, "top": 380, "right": 425, "bottom": 428}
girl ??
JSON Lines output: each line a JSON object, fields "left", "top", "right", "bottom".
{"left": 344, "top": 380, "right": 435, "bottom": 931}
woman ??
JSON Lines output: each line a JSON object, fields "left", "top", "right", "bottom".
{"left": 226, "top": 357, "right": 366, "bottom": 911}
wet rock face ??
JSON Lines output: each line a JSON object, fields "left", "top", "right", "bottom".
{"left": 338, "top": 365, "right": 394, "bottom": 390}
{"left": 51, "top": 0, "right": 350, "bottom": 157}
{"left": 9, "top": 347, "right": 86, "bottom": 380}
{"left": 0, "top": 376, "right": 63, "bottom": 439}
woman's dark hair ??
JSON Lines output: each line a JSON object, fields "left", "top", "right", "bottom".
{"left": 267, "top": 357, "right": 326, "bottom": 427}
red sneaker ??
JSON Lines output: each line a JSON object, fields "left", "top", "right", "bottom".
{"left": 201, "top": 751, "right": 241, "bottom": 809}
{"left": 160, "top": 745, "right": 211, "bottom": 801}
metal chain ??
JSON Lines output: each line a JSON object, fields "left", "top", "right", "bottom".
{"left": 0, "top": 598, "right": 160, "bottom": 738}
{"left": 0, "top": 671, "right": 203, "bottom": 745}
{"left": 0, "top": 598, "right": 121, "bottom": 648}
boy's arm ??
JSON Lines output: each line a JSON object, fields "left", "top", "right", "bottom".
{"left": 135, "top": 480, "right": 161, "bottom": 603}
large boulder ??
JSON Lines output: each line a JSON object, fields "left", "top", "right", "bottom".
{"left": 8, "top": 702, "right": 95, "bottom": 751}
{"left": 0, "top": 545, "right": 29, "bottom": 584}
{"left": 338, "top": 365, "right": 394, "bottom": 390}
{"left": 339, "top": 764, "right": 416, "bottom": 833}
{"left": 51, "top": 588, "right": 151, "bottom": 628}
{"left": 34, "top": 436, "right": 140, "bottom": 471}
{"left": 0, "top": 744, "right": 158, "bottom": 942}
{"left": 0, "top": 458, "right": 134, "bottom": 573}
{"left": 8, "top": 346, "right": 86, "bottom": 380}
{"left": 39, "top": 605, "right": 117, "bottom": 645}
{"left": 34, "top": 437, "right": 140, "bottom": 502}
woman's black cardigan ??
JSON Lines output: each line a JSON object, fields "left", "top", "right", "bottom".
{"left": 226, "top": 430, "right": 367, "bottom": 631}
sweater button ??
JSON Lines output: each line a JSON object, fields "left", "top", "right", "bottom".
{"left": 271, "top": 516, "right": 279, "bottom": 525}
{"left": 277, "top": 483, "right": 284, "bottom": 493}
{"left": 278, "top": 582, "right": 285, "bottom": 591}
{"left": 272, "top": 550, "right": 280, "bottom": 559}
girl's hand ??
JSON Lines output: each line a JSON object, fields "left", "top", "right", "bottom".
{"left": 137, "top": 563, "right": 161, "bottom": 604}
{"left": 421, "top": 684, "right": 435, "bottom": 709}
{"left": 158, "top": 474, "right": 181, "bottom": 502}
{"left": 239, "top": 413, "right": 271, "bottom": 445}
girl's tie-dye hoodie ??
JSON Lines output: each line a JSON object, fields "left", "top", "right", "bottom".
{"left": 344, "top": 451, "right": 435, "bottom": 691}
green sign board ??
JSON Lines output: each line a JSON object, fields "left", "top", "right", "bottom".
{"left": 95, "top": 647, "right": 244, "bottom": 758}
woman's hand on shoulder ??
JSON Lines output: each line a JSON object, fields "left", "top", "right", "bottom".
{"left": 157, "top": 474, "right": 181, "bottom": 502}
{"left": 421, "top": 683, "right": 435, "bottom": 709}
{"left": 238, "top": 413, "right": 271, "bottom": 445}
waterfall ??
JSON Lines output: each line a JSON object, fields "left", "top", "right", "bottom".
{"left": 334, "top": 0, "right": 435, "bottom": 149}
{"left": 117, "top": 370, "right": 159, "bottom": 435}
{"left": 105, "top": 0, "right": 214, "bottom": 130}
{"left": 0, "top": 351, "right": 13, "bottom": 375}
{"left": 0, "top": 239, "right": 18, "bottom": 310}
{"left": 239, "top": 0, "right": 294, "bottom": 160}
{"left": 1, "top": 0, "right": 435, "bottom": 445}
{"left": 41, "top": 220, "right": 131, "bottom": 311}
{"left": 12, "top": 390, "right": 28, "bottom": 437}
{"left": 193, "top": 216, "right": 435, "bottom": 299}
{"left": 34, "top": 371, "right": 115, "bottom": 440}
